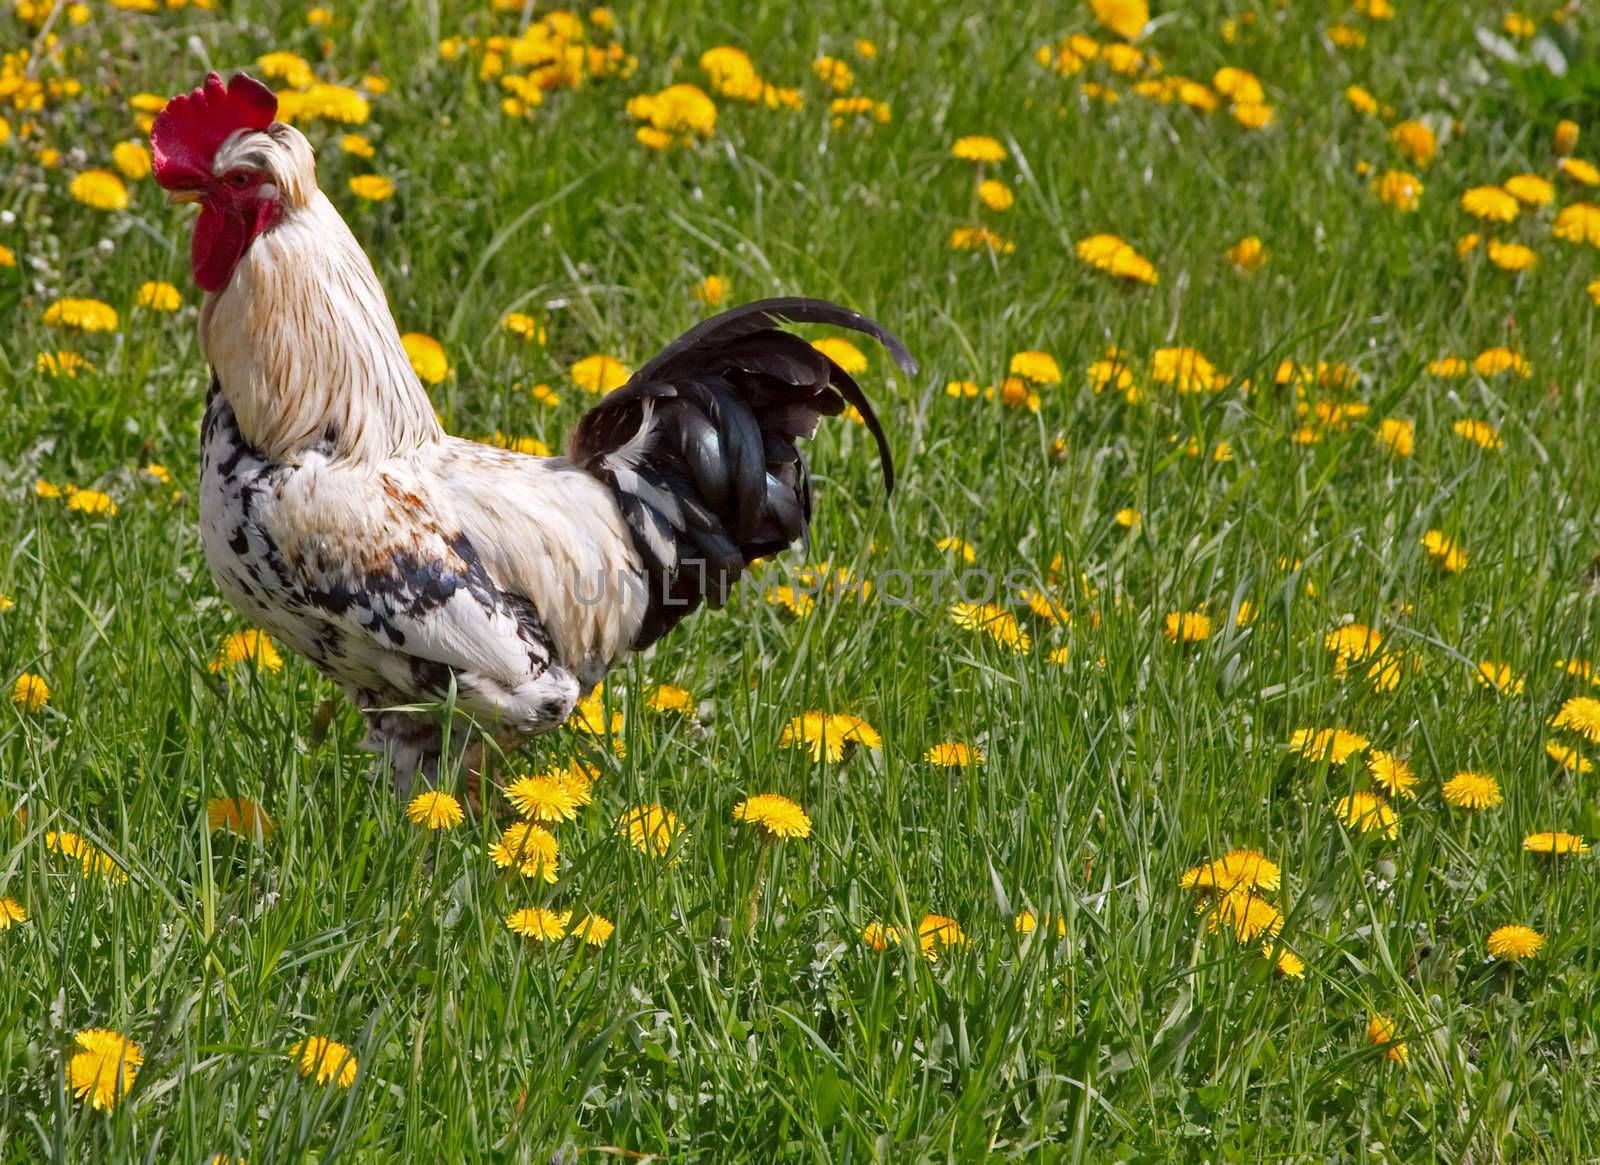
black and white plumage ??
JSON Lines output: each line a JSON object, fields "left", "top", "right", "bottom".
{"left": 162, "top": 81, "right": 914, "bottom": 792}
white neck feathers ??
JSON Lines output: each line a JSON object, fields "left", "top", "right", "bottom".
{"left": 199, "top": 190, "right": 442, "bottom": 463}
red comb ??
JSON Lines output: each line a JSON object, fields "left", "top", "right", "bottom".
{"left": 152, "top": 72, "right": 278, "bottom": 190}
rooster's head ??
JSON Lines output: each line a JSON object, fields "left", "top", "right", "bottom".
{"left": 152, "top": 72, "right": 316, "bottom": 293}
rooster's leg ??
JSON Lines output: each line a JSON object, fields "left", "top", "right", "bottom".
{"left": 361, "top": 710, "right": 443, "bottom": 799}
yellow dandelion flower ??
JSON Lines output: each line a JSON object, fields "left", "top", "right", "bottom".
{"left": 504, "top": 774, "right": 578, "bottom": 823}
{"left": 406, "top": 790, "right": 464, "bottom": 830}
{"left": 572, "top": 913, "right": 615, "bottom": 947}
{"left": 135, "top": 281, "right": 181, "bottom": 312}
{"left": 1522, "top": 831, "right": 1588, "bottom": 855}
{"left": 1459, "top": 185, "right": 1517, "bottom": 223}
{"left": 209, "top": 629, "right": 283, "bottom": 673}
{"left": 1487, "top": 240, "right": 1537, "bottom": 271}
{"left": 813, "top": 337, "right": 867, "bottom": 374}
{"left": 46, "top": 831, "right": 126, "bottom": 883}
{"left": 1555, "top": 119, "right": 1579, "bottom": 155}
{"left": 1226, "top": 235, "right": 1268, "bottom": 272}
{"left": 917, "top": 913, "right": 969, "bottom": 961}
{"left": 290, "top": 1036, "right": 357, "bottom": 1088}
{"left": 1451, "top": 418, "right": 1502, "bottom": 452}
{"left": 1288, "top": 728, "right": 1370, "bottom": 764}
{"left": 1474, "top": 348, "right": 1531, "bottom": 378}
{"left": 43, "top": 298, "right": 118, "bottom": 332}
{"left": 1428, "top": 356, "right": 1468, "bottom": 377}
{"left": 0, "top": 244, "right": 15, "bottom": 268}
{"left": 1389, "top": 121, "right": 1436, "bottom": 168}
{"left": 206, "top": 796, "right": 275, "bottom": 841}
{"left": 694, "top": 274, "right": 728, "bottom": 306}
{"left": 12, "top": 673, "right": 49, "bottom": 711}
{"left": 1503, "top": 12, "right": 1536, "bottom": 37}
{"left": 627, "top": 84, "right": 718, "bottom": 139}
{"left": 1486, "top": 924, "right": 1543, "bottom": 961}
{"left": 1552, "top": 696, "right": 1600, "bottom": 743}
{"left": 936, "top": 536, "right": 977, "bottom": 563}
{"left": 66, "top": 1029, "right": 142, "bottom": 1110}
{"left": 1365, "top": 653, "right": 1407, "bottom": 693}
{"left": 503, "top": 312, "right": 546, "bottom": 343}
{"left": 1010, "top": 350, "right": 1061, "bottom": 385}
{"left": 1334, "top": 791, "right": 1398, "bottom": 838}
{"left": 1326, "top": 624, "right": 1383, "bottom": 666}
{"left": 1266, "top": 942, "right": 1306, "bottom": 979}
{"left": 617, "top": 803, "right": 684, "bottom": 857}
{"left": 1344, "top": 85, "right": 1378, "bottom": 115}
{"left": 1235, "top": 104, "right": 1273, "bottom": 134}
{"left": 950, "top": 602, "right": 1031, "bottom": 652}
{"left": 1372, "top": 169, "right": 1423, "bottom": 211}
{"left": 1556, "top": 658, "right": 1599, "bottom": 686}
{"left": 506, "top": 906, "right": 570, "bottom": 941}
{"left": 1441, "top": 770, "right": 1502, "bottom": 810}
{"left": 978, "top": 178, "right": 1013, "bottom": 211}
{"left": 949, "top": 225, "right": 1016, "bottom": 253}
{"left": 951, "top": 135, "right": 1005, "bottom": 163}
{"left": 1179, "top": 849, "right": 1282, "bottom": 893}
{"left": 779, "top": 711, "right": 882, "bottom": 761}
{"left": 1150, "top": 347, "right": 1220, "bottom": 392}
{"left": 1560, "top": 157, "right": 1600, "bottom": 187}
{"left": 1088, "top": 0, "right": 1147, "bottom": 40}
{"left": 399, "top": 333, "right": 448, "bottom": 384}
{"left": 733, "top": 793, "right": 812, "bottom": 840}
{"left": 861, "top": 920, "right": 903, "bottom": 951}
{"left": 1421, "top": 530, "right": 1467, "bottom": 572}
{"left": 66, "top": 489, "right": 116, "bottom": 517}
{"left": 812, "top": 55, "right": 854, "bottom": 92}
{"left": 0, "top": 897, "right": 27, "bottom": 930}
{"left": 256, "top": 50, "right": 315, "bottom": 88}
{"left": 1327, "top": 24, "right": 1367, "bottom": 49}
{"left": 1503, "top": 173, "right": 1553, "bottom": 206}
{"left": 1163, "top": 610, "right": 1212, "bottom": 645}
{"left": 1205, "top": 888, "right": 1283, "bottom": 943}
{"left": 70, "top": 170, "right": 129, "bottom": 211}
{"left": 1545, "top": 740, "right": 1594, "bottom": 773}
{"left": 1552, "top": 202, "right": 1600, "bottom": 246}
{"left": 645, "top": 684, "right": 694, "bottom": 716}
{"left": 111, "top": 141, "right": 152, "bottom": 182}
{"left": 1367, "top": 751, "right": 1417, "bottom": 799}
{"left": 1475, "top": 660, "right": 1525, "bottom": 695}
{"left": 924, "top": 741, "right": 983, "bottom": 767}
{"left": 1374, "top": 417, "right": 1414, "bottom": 457}
{"left": 1013, "top": 910, "right": 1067, "bottom": 937}
{"left": 1076, "top": 233, "right": 1159, "bottom": 285}
{"left": 489, "top": 822, "right": 560, "bottom": 881}
{"left": 1367, "top": 1014, "right": 1407, "bottom": 1064}
{"left": 36, "top": 352, "right": 89, "bottom": 377}
{"left": 571, "top": 354, "right": 632, "bottom": 393}
{"left": 340, "top": 133, "right": 375, "bottom": 158}
{"left": 278, "top": 84, "right": 371, "bottom": 125}
{"left": 765, "top": 584, "right": 816, "bottom": 619}
{"left": 347, "top": 174, "right": 394, "bottom": 201}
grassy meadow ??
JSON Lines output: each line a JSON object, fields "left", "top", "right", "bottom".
{"left": 5, "top": 0, "right": 1600, "bottom": 1159}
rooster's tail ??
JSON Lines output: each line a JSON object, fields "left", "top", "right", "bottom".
{"left": 569, "top": 297, "right": 915, "bottom": 649}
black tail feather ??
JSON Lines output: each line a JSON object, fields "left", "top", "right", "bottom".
{"left": 571, "top": 296, "right": 911, "bottom": 649}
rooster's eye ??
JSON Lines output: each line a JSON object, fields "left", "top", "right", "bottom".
{"left": 228, "top": 171, "right": 252, "bottom": 188}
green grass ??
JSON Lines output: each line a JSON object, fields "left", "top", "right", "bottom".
{"left": 5, "top": 0, "right": 1600, "bottom": 1160}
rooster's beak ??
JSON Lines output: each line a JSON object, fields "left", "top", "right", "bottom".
{"left": 166, "top": 189, "right": 205, "bottom": 206}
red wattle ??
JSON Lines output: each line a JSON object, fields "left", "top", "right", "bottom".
{"left": 192, "top": 201, "right": 248, "bottom": 293}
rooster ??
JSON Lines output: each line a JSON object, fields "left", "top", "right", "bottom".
{"left": 152, "top": 73, "right": 913, "bottom": 793}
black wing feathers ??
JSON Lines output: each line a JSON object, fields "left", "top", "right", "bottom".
{"left": 570, "top": 297, "right": 911, "bottom": 650}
